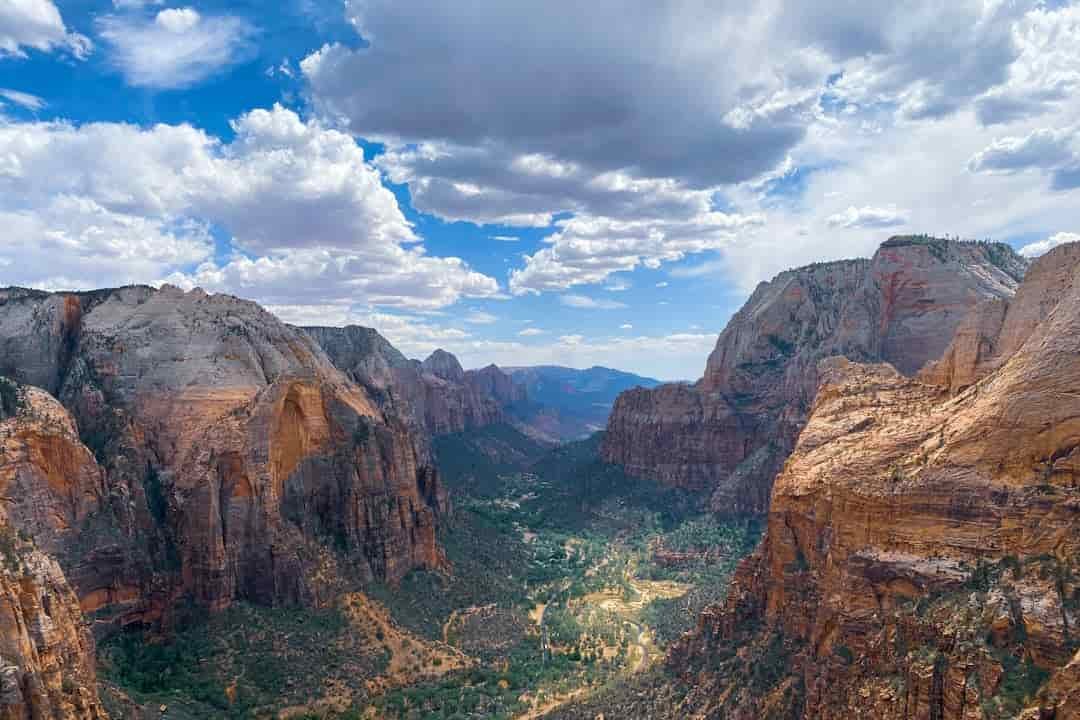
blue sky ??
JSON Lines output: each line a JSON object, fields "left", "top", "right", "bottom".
{"left": 1, "top": 1, "right": 1078, "bottom": 380}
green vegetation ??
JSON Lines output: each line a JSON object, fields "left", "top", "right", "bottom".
{"left": 99, "top": 603, "right": 386, "bottom": 720}
{"left": 0, "top": 523, "right": 22, "bottom": 572}
{"left": 100, "top": 425, "right": 761, "bottom": 719}
{"left": 0, "top": 375, "right": 21, "bottom": 417}
{"left": 363, "top": 427, "right": 760, "bottom": 719}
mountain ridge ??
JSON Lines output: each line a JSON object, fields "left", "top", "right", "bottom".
{"left": 602, "top": 236, "right": 1029, "bottom": 514}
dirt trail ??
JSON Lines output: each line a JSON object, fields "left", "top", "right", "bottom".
{"left": 340, "top": 592, "right": 471, "bottom": 695}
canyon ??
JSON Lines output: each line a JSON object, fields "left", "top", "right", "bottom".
{"left": 602, "top": 236, "right": 1028, "bottom": 515}
{"left": 660, "top": 240, "right": 1080, "bottom": 718}
{"left": 4, "top": 235, "right": 1080, "bottom": 719}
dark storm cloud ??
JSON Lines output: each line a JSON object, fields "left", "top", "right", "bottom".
{"left": 303, "top": 0, "right": 820, "bottom": 189}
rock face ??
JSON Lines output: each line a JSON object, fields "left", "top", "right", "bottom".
{"left": 0, "top": 383, "right": 106, "bottom": 719}
{"left": 465, "top": 364, "right": 526, "bottom": 409}
{"left": 305, "top": 326, "right": 523, "bottom": 437}
{"left": 603, "top": 237, "right": 1027, "bottom": 514}
{"left": 669, "top": 242, "right": 1080, "bottom": 719}
{"left": 0, "top": 287, "right": 447, "bottom": 626}
{"left": 0, "top": 534, "right": 107, "bottom": 720}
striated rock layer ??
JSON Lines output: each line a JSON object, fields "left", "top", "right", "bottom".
{"left": 668, "top": 242, "right": 1080, "bottom": 719}
{"left": 603, "top": 236, "right": 1027, "bottom": 515}
{"left": 304, "top": 326, "right": 523, "bottom": 438}
{"left": 0, "top": 532, "right": 107, "bottom": 720}
{"left": 0, "top": 286, "right": 448, "bottom": 627}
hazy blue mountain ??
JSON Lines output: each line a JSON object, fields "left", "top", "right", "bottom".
{"left": 504, "top": 365, "right": 662, "bottom": 441}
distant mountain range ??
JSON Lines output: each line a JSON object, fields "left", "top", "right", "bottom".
{"left": 504, "top": 365, "right": 661, "bottom": 442}
{"left": 303, "top": 325, "right": 656, "bottom": 444}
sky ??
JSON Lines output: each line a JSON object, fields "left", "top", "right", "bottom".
{"left": 0, "top": 1, "right": 1078, "bottom": 381}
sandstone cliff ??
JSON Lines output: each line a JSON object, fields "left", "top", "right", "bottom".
{"left": 0, "top": 530, "right": 107, "bottom": 720}
{"left": 0, "top": 286, "right": 447, "bottom": 627}
{"left": 603, "top": 237, "right": 1028, "bottom": 515}
{"left": 305, "top": 326, "right": 524, "bottom": 437}
{"left": 668, "top": 242, "right": 1080, "bottom": 719}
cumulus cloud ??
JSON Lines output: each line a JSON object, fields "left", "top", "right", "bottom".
{"left": 825, "top": 205, "right": 909, "bottom": 229}
{"left": 518, "top": 327, "right": 546, "bottom": 337}
{"left": 510, "top": 211, "right": 764, "bottom": 294}
{"left": 97, "top": 7, "right": 254, "bottom": 88}
{"left": 295, "top": 0, "right": 1070, "bottom": 297}
{"left": 302, "top": 2, "right": 821, "bottom": 189}
{"left": 826, "top": 0, "right": 1027, "bottom": 120}
{"left": 0, "top": 105, "right": 498, "bottom": 308}
{"left": 0, "top": 195, "right": 210, "bottom": 291}
{"left": 968, "top": 127, "right": 1080, "bottom": 190}
{"left": 974, "top": 6, "right": 1080, "bottom": 126}
{"left": 1019, "top": 232, "right": 1080, "bottom": 258}
{"left": 0, "top": 0, "right": 91, "bottom": 58}
{"left": 0, "top": 88, "right": 45, "bottom": 111}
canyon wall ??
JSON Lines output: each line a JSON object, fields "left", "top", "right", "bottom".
{"left": 0, "top": 286, "right": 447, "bottom": 629}
{"left": 305, "top": 326, "right": 523, "bottom": 438}
{"left": 602, "top": 236, "right": 1028, "bottom": 515}
{"left": 668, "top": 241, "right": 1080, "bottom": 719}
{"left": 0, "top": 535, "right": 107, "bottom": 720}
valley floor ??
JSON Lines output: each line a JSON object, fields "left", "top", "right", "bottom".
{"left": 97, "top": 429, "right": 760, "bottom": 719}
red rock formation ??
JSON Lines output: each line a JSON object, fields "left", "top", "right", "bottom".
{"left": 603, "top": 237, "right": 1027, "bottom": 515}
{"left": 669, "top": 242, "right": 1080, "bottom": 719}
{"left": 0, "top": 533, "right": 107, "bottom": 720}
{"left": 0, "top": 385, "right": 105, "bottom": 552}
{"left": 464, "top": 364, "right": 526, "bottom": 409}
{"left": 304, "top": 326, "right": 524, "bottom": 437}
{"left": 0, "top": 286, "right": 447, "bottom": 624}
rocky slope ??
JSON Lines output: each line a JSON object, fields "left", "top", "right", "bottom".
{"left": 0, "top": 382, "right": 107, "bottom": 719}
{"left": 304, "top": 326, "right": 523, "bottom": 438}
{"left": 0, "top": 286, "right": 447, "bottom": 628}
{"left": 603, "top": 237, "right": 1028, "bottom": 515}
{"left": 667, "top": 241, "right": 1080, "bottom": 719}
{"left": 0, "top": 531, "right": 107, "bottom": 720}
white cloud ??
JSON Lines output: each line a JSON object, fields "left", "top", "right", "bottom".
{"left": 510, "top": 211, "right": 764, "bottom": 294}
{"left": 825, "top": 205, "right": 909, "bottom": 229}
{"left": 1019, "top": 231, "right": 1080, "bottom": 258}
{"left": 0, "top": 88, "right": 45, "bottom": 111}
{"left": 155, "top": 7, "right": 200, "bottom": 32}
{"left": 655, "top": 281, "right": 669, "bottom": 288}
{"left": 0, "top": 195, "right": 210, "bottom": 290}
{"left": 289, "top": 0, "right": 1080, "bottom": 304}
{"left": 490, "top": 235, "right": 519, "bottom": 242}
{"left": 518, "top": 327, "right": 546, "bottom": 336}
{"left": 619, "top": 323, "right": 633, "bottom": 330}
{"left": 975, "top": 6, "right": 1080, "bottom": 125}
{"left": 97, "top": 7, "right": 254, "bottom": 88}
{"left": 604, "top": 278, "right": 630, "bottom": 292}
{"left": 447, "top": 332, "right": 717, "bottom": 381}
{"left": 0, "top": 105, "right": 499, "bottom": 309}
{"left": 826, "top": 1, "right": 1027, "bottom": 121}
{"left": 0, "top": 0, "right": 91, "bottom": 58}
{"left": 463, "top": 310, "right": 497, "bottom": 325}
{"left": 272, "top": 302, "right": 715, "bottom": 380}
{"left": 967, "top": 127, "right": 1080, "bottom": 189}
{"left": 559, "top": 294, "right": 627, "bottom": 310}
